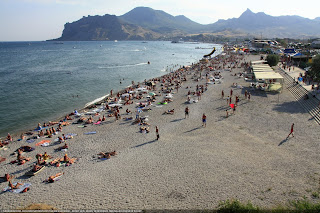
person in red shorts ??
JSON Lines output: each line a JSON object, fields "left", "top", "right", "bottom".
{"left": 286, "top": 123, "right": 294, "bottom": 139}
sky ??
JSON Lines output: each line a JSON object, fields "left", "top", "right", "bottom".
{"left": 0, "top": 0, "right": 319, "bottom": 41}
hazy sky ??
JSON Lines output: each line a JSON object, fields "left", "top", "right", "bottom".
{"left": 1, "top": 0, "right": 319, "bottom": 41}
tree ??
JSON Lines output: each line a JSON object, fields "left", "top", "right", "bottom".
{"left": 266, "top": 54, "right": 280, "bottom": 66}
{"left": 310, "top": 55, "right": 320, "bottom": 81}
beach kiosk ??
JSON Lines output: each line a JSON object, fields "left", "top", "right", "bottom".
{"left": 251, "top": 62, "right": 284, "bottom": 92}
{"left": 253, "top": 71, "right": 284, "bottom": 92}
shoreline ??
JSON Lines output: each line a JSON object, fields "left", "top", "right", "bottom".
{"left": 1, "top": 41, "right": 221, "bottom": 140}
{"left": 1, "top": 52, "right": 320, "bottom": 210}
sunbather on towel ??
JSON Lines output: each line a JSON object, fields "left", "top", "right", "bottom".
{"left": 47, "top": 172, "right": 63, "bottom": 183}
{"left": 8, "top": 181, "right": 23, "bottom": 190}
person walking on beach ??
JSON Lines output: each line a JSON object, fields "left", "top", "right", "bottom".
{"left": 202, "top": 113, "right": 206, "bottom": 128}
{"left": 155, "top": 126, "right": 159, "bottom": 140}
{"left": 221, "top": 90, "right": 224, "bottom": 99}
{"left": 185, "top": 107, "right": 189, "bottom": 119}
{"left": 286, "top": 123, "right": 294, "bottom": 139}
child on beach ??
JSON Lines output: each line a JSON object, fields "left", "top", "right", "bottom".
{"left": 286, "top": 123, "right": 294, "bottom": 139}
{"left": 185, "top": 107, "right": 189, "bottom": 118}
{"left": 202, "top": 113, "right": 206, "bottom": 127}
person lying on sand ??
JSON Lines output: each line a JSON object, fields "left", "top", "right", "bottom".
{"left": 55, "top": 143, "right": 68, "bottom": 151}
{"left": 47, "top": 172, "right": 63, "bottom": 183}
{"left": 163, "top": 109, "right": 175, "bottom": 115}
{"left": 98, "top": 151, "right": 117, "bottom": 159}
{"left": 48, "top": 121, "right": 59, "bottom": 126}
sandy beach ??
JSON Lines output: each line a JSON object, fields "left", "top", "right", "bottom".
{"left": 1, "top": 53, "right": 320, "bottom": 211}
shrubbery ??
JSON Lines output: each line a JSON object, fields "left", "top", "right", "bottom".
{"left": 266, "top": 54, "right": 280, "bottom": 66}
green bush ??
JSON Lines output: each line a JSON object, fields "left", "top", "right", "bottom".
{"left": 310, "top": 54, "right": 320, "bottom": 81}
{"left": 217, "top": 199, "right": 260, "bottom": 212}
{"left": 266, "top": 54, "right": 280, "bottom": 66}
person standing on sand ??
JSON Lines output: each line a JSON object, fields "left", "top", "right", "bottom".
{"left": 185, "top": 107, "right": 189, "bottom": 119}
{"left": 286, "top": 123, "right": 294, "bottom": 139}
{"left": 221, "top": 90, "right": 224, "bottom": 99}
{"left": 202, "top": 113, "right": 206, "bottom": 128}
{"left": 226, "top": 110, "right": 229, "bottom": 118}
{"left": 156, "top": 126, "right": 159, "bottom": 140}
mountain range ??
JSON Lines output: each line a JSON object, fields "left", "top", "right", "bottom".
{"left": 53, "top": 7, "right": 320, "bottom": 41}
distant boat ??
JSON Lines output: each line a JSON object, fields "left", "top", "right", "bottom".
{"left": 114, "top": 40, "right": 118, "bottom": 42}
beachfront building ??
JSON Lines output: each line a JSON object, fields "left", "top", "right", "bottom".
{"left": 251, "top": 61, "right": 284, "bottom": 92}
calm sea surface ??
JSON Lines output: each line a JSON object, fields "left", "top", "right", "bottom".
{"left": 0, "top": 41, "right": 221, "bottom": 138}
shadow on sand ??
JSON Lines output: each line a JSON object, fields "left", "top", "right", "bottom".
{"left": 171, "top": 118, "right": 185, "bottom": 123}
{"left": 278, "top": 137, "right": 293, "bottom": 146}
{"left": 184, "top": 127, "right": 202, "bottom": 133}
{"left": 131, "top": 139, "right": 157, "bottom": 148}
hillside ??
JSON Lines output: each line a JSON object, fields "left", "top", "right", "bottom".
{"left": 52, "top": 7, "right": 320, "bottom": 41}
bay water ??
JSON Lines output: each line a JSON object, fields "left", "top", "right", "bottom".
{"left": 0, "top": 41, "right": 221, "bottom": 138}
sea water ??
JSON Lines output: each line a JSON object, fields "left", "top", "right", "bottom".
{"left": 0, "top": 41, "right": 221, "bottom": 137}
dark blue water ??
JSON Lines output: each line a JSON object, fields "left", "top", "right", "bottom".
{"left": 0, "top": 41, "right": 221, "bottom": 137}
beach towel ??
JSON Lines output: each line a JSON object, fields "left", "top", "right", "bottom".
{"left": 26, "top": 139, "right": 35, "bottom": 143}
{"left": 36, "top": 140, "right": 50, "bottom": 146}
{"left": 66, "top": 133, "right": 77, "bottom": 137}
{"left": 3, "top": 182, "right": 31, "bottom": 193}
{"left": 94, "top": 121, "right": 101, "bottom": 125}
{"left": 84, "top": 131, "right": 96, "bottom": 135}
{"left": 53, "top": 138, "right": 60, "bottom": 142}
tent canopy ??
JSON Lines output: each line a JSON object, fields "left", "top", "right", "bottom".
{"left": 254, "top": 72, "right": 284, "bottom": 80}
{"left": 251, "top": 60, "right": 267, "bottom": 65}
